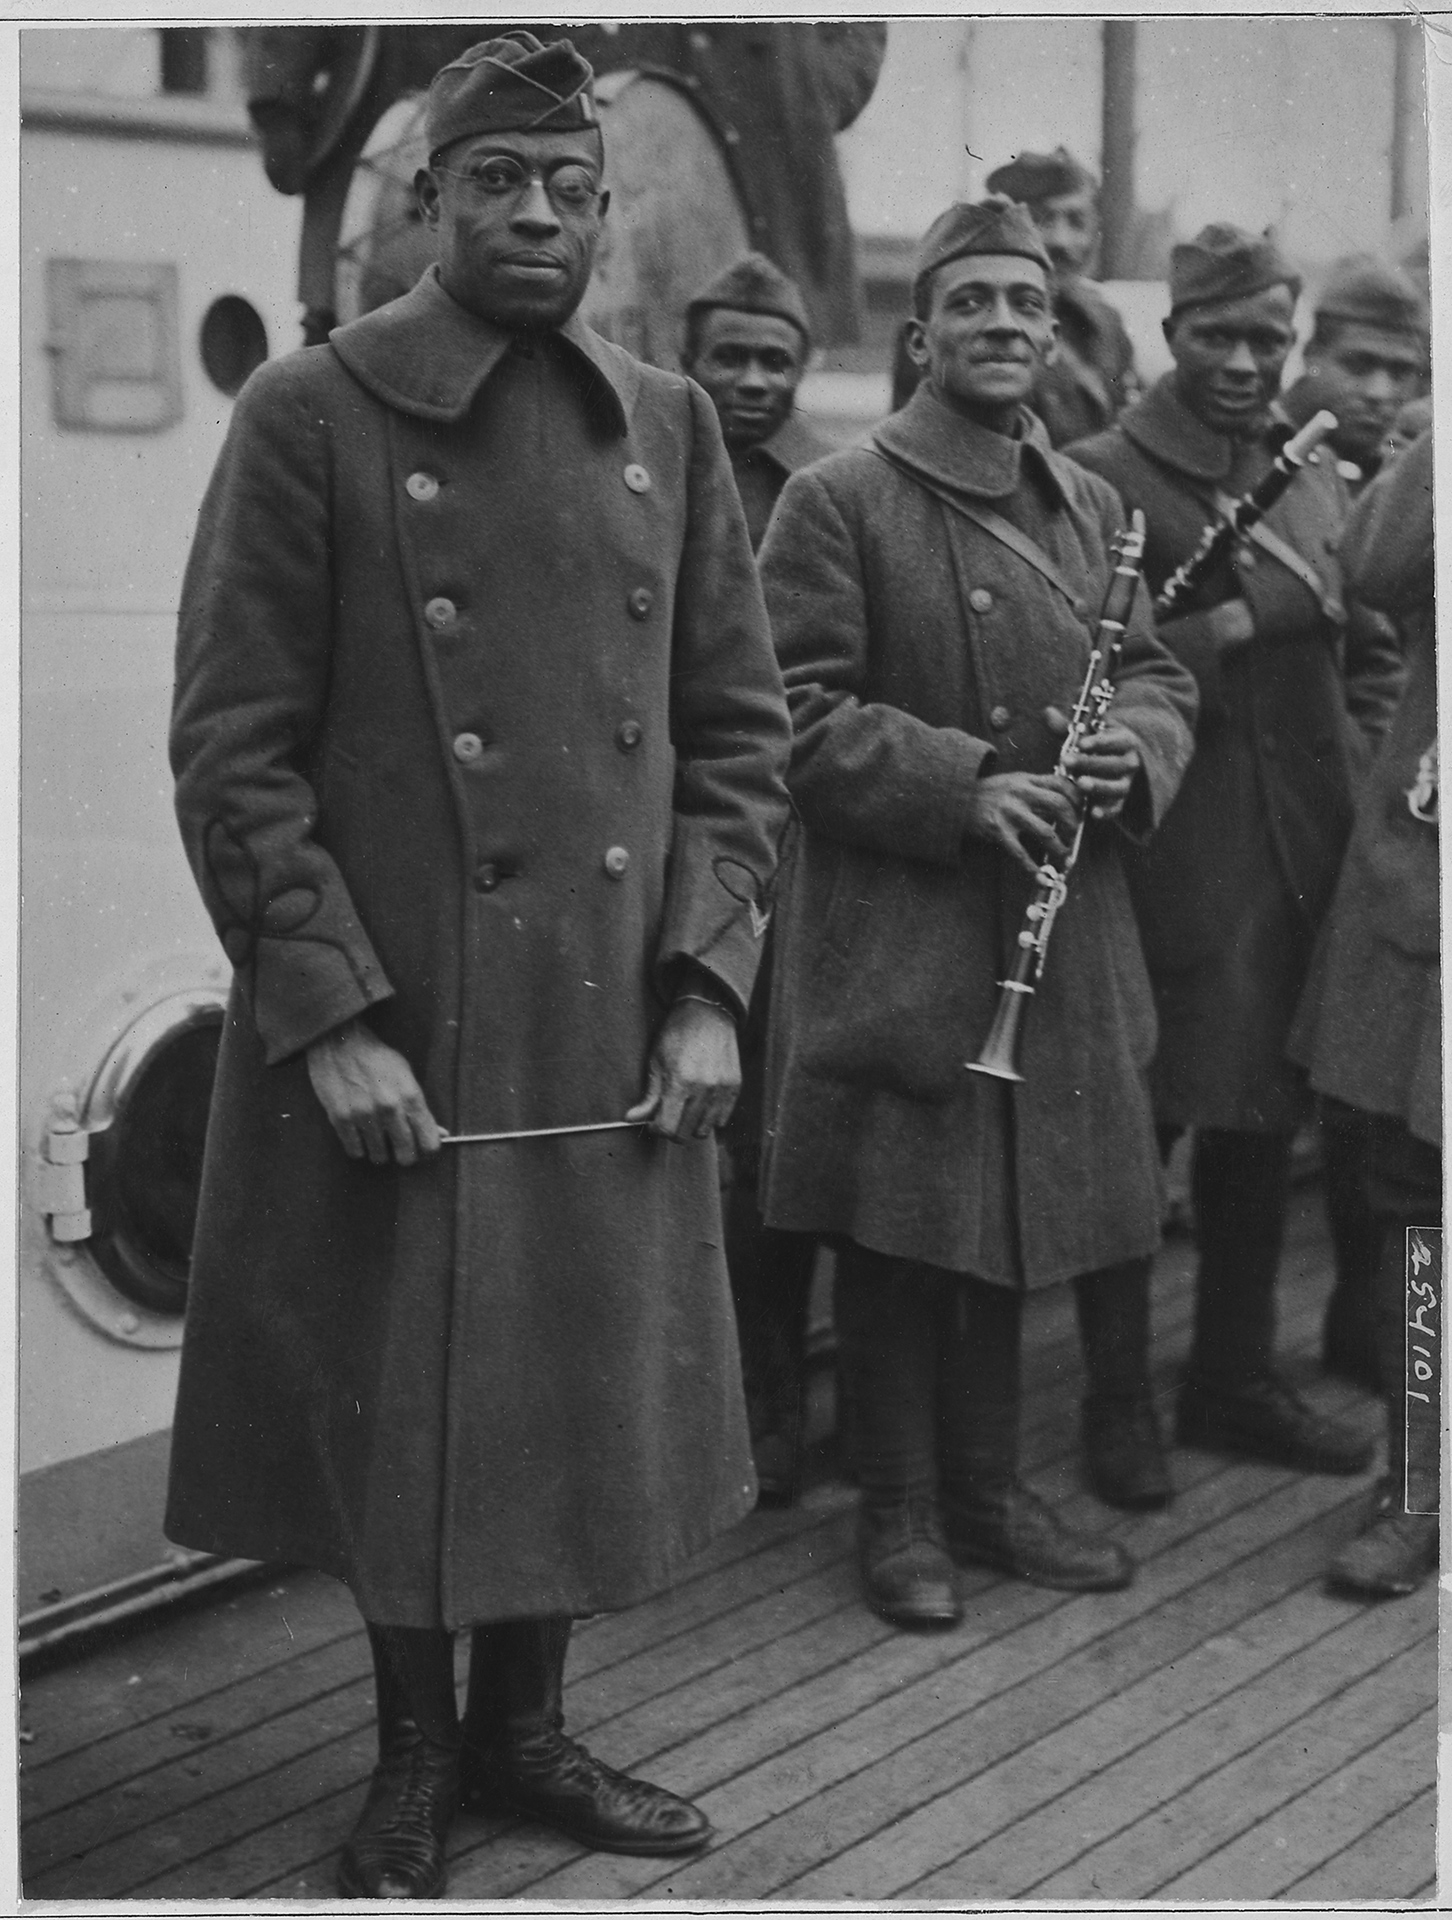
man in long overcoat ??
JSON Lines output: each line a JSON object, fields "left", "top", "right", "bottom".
{"left": 1291, "top": 426, "right": 1440, "bottom": 1598}
{"left": 757, "top": 200, "right": 1197, "bottom": 1629}
{"left": 681, "top": 252, "right": 834, "bottom": 1502}
{"left": 166, "top": 34, "right": 790, "bottom": 1899}
{"left": 1068, "top": 224, "right": 1399, "bottom": 1488}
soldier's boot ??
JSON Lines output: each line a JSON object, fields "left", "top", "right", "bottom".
{"left": 1177, "top": 1128, "right": 1374, "bottom": 1475}
{"left": 1319, "top": 1099, "right": 1386, "bottom": 1391}
{"left": 337, "top": 1623, "right": 459, "bottom": 1900}
{"left": 939, "top": 1276, "right": 1133, "bottom": 1592}
{"left": 1074, "top": 1256, "right": 1171, "bottom": 1511}
{"left": 836, "top": 1245, "right": 959, "bottom": 1628}
{"left": 458, "top": 1618, "right": 710, "bottom": 1855}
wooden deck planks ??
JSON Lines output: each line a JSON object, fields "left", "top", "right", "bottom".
{"left": 20, "top": 1188, "right": 1424, "bottom": 1907}
{"left": 904, "top": 1567, "right": 1435, "bottom": 1901}
{"left": 1285, "top": 1787, "right": 1438, "bottom": 1902}
{"left": 1030, "top": 1631, "right": 1436, "bottom": 1900}
{"left": 1155, "top": 1709, "right": 1438, "bottom": 1901}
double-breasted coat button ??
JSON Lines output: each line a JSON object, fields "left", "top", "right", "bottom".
{"left": 617, "top": 720, "right": 643, "bottom": 751}
{"left": 623, "top": 463, "right": 652, "bottom": 494}
{"left": 406, "top": 471, "right": 440, "bottom": 501}
{"left": 453, "top": 732, "right": 484, "bottom": 763}
{"left": 603, "top": 845, "right": 630, "bottom": 879}
{"left": 425, "top": 596, "right": 457, "bottom": 630}
{"left": 475, "top": 861, "right": 500, "bottom": 891}
{"left": 989, "top": 705, "right": 1011, "bottom": 730}
{"left": 969, "top": 588, "right": 994, "bottom": 613}
{"left": 627, "top": 587, "right": 653, "bottom": 619}
{"left": 1239, "top": 546, "right": 1258, "bottom": 568}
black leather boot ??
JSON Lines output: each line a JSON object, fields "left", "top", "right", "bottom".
{"left": 1075, "top": 1258, "right": 1172, "bottom": 1511}
{"left": 337, "top": 1622, "right": 459, "bottom": 1900}
{"left": 459, "top": 1618, "right": 711, "bottom": 1855}
{"left": 939, "top": 1275, "right": 1134, "bottom": 1592}
{"left": 836, "top": 1245, "right": 959, "bottom": 1628}
{"left": 1319, "top": 1099, "right": 1385, "bottom": 1391}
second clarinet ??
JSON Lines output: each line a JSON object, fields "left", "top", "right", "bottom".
{"left": 967, "top": 508, "right": 1147, "bottom": 1083}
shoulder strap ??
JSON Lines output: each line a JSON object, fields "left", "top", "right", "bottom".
{"left": 1212, "top": 488, "right": 1344, "bottom": 623}
{"left": 870, "top": 446, "right": 1083, "bottom": 611}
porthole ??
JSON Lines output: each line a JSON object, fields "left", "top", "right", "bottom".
{"left": 80, "top": 995, "right": 225, "bottom": 1320}
{"left": 199, "top": 295, "right": 268, "bottom": 398}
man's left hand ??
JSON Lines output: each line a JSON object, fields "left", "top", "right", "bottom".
{"left": 1044, "top": 706, "right": 1142, "bottom": 820}
{"left": 626, "top": 1000, "right": 741, "bottom": 1141}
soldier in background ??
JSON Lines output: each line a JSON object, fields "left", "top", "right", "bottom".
{"left": 1291, "top": 424, "right": 1439, "bottom": 1598}
{"left": 682, "top": 255, "right": 834, "bottom": 1501}
{"left": 1282, "top": 254, "right": 1428, "bottom": 493}
{"left": 1069, "top": 224, "right": 1400, "bottom": 1501}
{"left": 984, "top": 146, "right": 1140, "bottom": 445}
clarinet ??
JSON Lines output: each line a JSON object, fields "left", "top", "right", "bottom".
{"left": 1154, "top": 409, "right": 1337, "bottom": 618}
{"left": 967, "top": 510, "right": 1147, "bottom": 1084}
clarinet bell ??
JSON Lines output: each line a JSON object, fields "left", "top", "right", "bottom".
{"left": 965, "top": 981, "right": 1031, "bottom": 1082}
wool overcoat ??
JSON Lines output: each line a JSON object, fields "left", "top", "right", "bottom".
{"left": 756, "top": 387, "right": 1198, "bottom": 1288}
{"left": 1068, "top": 378, "right": 1404, "bottom": 1131}
{"left": 165, "top": 268, "right": 792, "bottom": 1629}
{"left": 1291, "top": 430, "right": 1441, "bottom": 1147}
{"left": 1033, "top": 276, "right": 1139, "bottom": 449}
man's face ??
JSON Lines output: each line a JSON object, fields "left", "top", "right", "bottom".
{"left": 686, "top": 309, "right": 807, "bottom": 451}
{"left": 906, "top": 253, "right": 1057, "bottom": 416}
{"left": 1304, "top": 322, "right": 1425, "bottom": 467}
{"left": 1030, "top": 188, "right": 1098, "bottom": 279}
{"left": 417, "top": 128, "right": 608, "bottom": 331}
{"left": 1164, "top": 284, "right": 1297, "bottom": 437}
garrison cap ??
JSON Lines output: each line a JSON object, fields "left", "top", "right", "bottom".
{"left": 426, "top": 32, "right": 598, "bottom": 160}
{"left": 685, "top": 253, "right": 812, "bottom": 347}
{"left": 1168, "top": 223, "right": 1301, "bottom": 317}
{"left": 985, "top": 146, "right": 1098, "bottom": 205}
{"left": 913, "top": 197, "right": 1053, "bottom": 308}
{"left": 1314, "top": 253, "right": 1428, "bottom": 339}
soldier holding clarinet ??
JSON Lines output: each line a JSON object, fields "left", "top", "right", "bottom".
{"left": 757, "top": 198, "right": 1197, "bottom": 1630}
{"left": 1068, "top": 223, "right": 1403, "bottom": 1498}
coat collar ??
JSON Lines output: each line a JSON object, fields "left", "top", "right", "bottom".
{"left": 873, "top": 381, "right": 1067, "bottom": 504}
{"left": 754, "top": 410, "right": 835, "bottom": 476}
{"left": 329, "top": 267, "right": 640, "bottom": 433}
{"left": 1119, "top": 373, "right": 1285, "bottom": 485}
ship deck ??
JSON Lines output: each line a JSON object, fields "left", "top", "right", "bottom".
{"left": 20, "top": 1188, "right": 1438, "bottom": 1904}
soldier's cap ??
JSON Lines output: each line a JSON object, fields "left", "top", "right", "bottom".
{"left": 1314, "top": 253, "right": 1428, "bottom": 339}
{"left": 985, "top": 146, "right": 1098, "bottom": 206}
{"left": 913, "top": 197, "right": 1053, "bottom": 309}
{"left": 1168, "top": 223, "right": 1301, "bottom": 318}
{"left": 684, "top": 253, "right": 812, "bottom": 348}
{"left": 426, "top": 32, "right": 598, "bottom": 161}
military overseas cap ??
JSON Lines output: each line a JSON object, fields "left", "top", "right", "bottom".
{"left": 985, "top": 146, "right": 1098, "bottom": 205}
{"left": 913, "top": 197, "right": 1053, "bottom": 310}
{"left": 685, "top": 253, "right": 813, "bottom": 346}
{"left": 1315, "top": 253, "right": 1428, "bottom": 339}
{"left": 1168, "top": 223, "right": 1301, "bottom": 317}
{"left": 426, "top": 32, "right": 598, "bottom": 160}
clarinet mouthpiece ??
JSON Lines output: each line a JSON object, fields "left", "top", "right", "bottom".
{"left": 1284, "top": 409, "right": 1338, "bottom": 464}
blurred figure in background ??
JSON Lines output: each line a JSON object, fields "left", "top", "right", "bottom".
{"left": 1290, "top": 424, "right": 1439, "bottom": 1598}
{"left": 1283, "top": 254, "right": 1428, "bottom": 493}
{"left": 984, "top": 145, "right": 1141, "bottom": 445}
{"left": 682, "top": 254, "right": 834, "bottom": 1502}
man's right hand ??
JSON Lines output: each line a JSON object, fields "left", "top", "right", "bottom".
{"left": 963, "top": 771, "right": 1080, "bottom": 877}
{"left": 306, "top": 1018, "right": 442, "bottom": 1166}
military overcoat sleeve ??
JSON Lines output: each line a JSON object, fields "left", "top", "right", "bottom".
{"left": 171, "top": 360, "right": 395, "bottom": 1066}
{"left": 656, "top": 384, "right": 793, "bottom": 1018}
{"left": 758, "top": 466, "right": 994, "bottom": 867}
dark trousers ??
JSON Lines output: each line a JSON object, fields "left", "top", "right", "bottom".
{"left": 1364, "top": 1116, "right": 1443, "bottom": 1504}
{"left": 722, "top": 1177, "right": 816, "bottom": 1447}
{"left": 1320, "top": 1096, "right": 1388, "bottom": 1356}
{"left": 836, "top": 1243, "right": 1151, "bottom": 1504}
{"left": 1160, "top": 1124, "right": 1291, "bottom": 1386}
